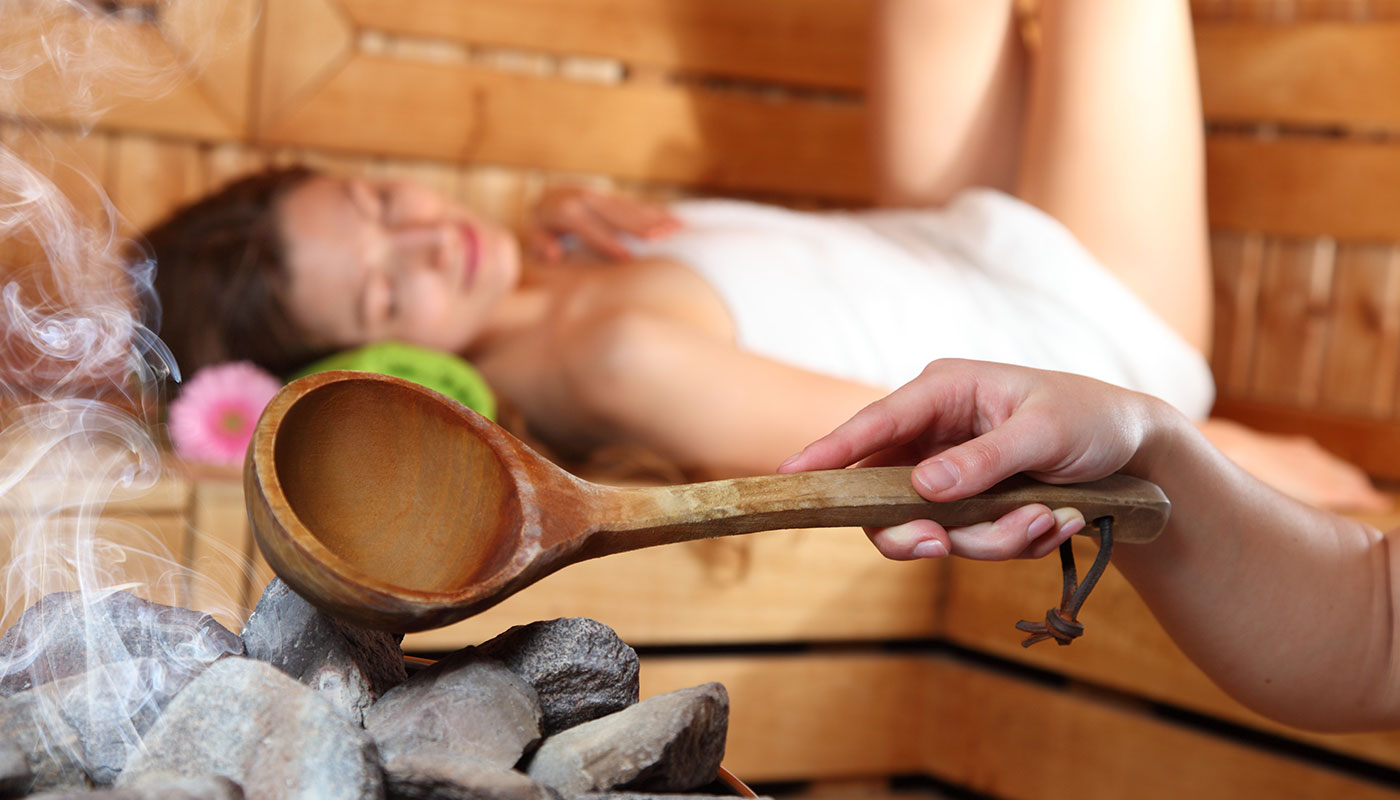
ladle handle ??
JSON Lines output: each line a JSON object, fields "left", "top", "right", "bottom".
{"left": 581, "top": 467, "right": 1168, "bottom": 559}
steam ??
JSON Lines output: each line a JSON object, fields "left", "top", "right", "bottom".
{"left": 1, "top": 0, "right": 250, "bottom": 783}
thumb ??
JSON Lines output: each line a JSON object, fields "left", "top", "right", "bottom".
{"left": 909, "top": 415, "right": 1055, "bottom": 500}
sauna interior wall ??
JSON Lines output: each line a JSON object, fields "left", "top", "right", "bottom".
{"left": 7, "top": 2, "right": 1400, "bottom": 800}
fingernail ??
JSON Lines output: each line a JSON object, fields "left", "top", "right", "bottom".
{"left": 1026, "top": 512, "right": 1055, "bottom": 542}
{"left": 912, "top": 539, "right": 948, "bottom": 559}
{"left": 914, "top": 460, "right": 958, "bottom": 494}
{"left": 1053, "top": 507, "right": 1086, "bottom": 536}
{"left": 778, "top": 453, "right": 802, "bottom": 471}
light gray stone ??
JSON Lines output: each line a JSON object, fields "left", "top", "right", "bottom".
{"left": 0, "top": 737, "right": 31, "bottom": 795}
{"left": 366, "top": 651, "right": 542, "bottom": 767}
{"left": 475, "top": 619, "right": 639, "bottom": 734}
{"left": 117, "top": 657, "right": 381, "bottom": 800}
{"left": 526, "top": 684, "right": 728, "bottom": 797}
{"left": 27, "top": 773, "right": 244, "bottom": 799}
{"left": 0, "top": 591, "right": 242, "bottom": 699}
{"left": 383, "top": 752, "right": 555, "bottom": 800}
{"left": 0, "top": 678, "right": 97, "bottom": 795}
{"left": 241, "top": 578, "right": 406, "bottom": 725}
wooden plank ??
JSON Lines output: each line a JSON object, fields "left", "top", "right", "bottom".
{"left": 201, "top": 141, "right": 268, "bottom": 192}
{"left": 941, "top": 538, "right": 1400, "bottom": 772}
{"left": 1212, "top": 397, "right": 1400, "bottom": 480}
{"left": 918, "top": 656, "right": 1400, "bottom": 800}
{"left": 1206, "top": 135, "right": 1400, "bottom": 241}
{"left": 641, "top": 652, "right": 1400, "bottom": 798}
{"left": 259, "top": 55, "right": 872, "bottom": 200}
{"left": 256, "top": 0, "right": 355, "bottom": 130}
{"left": 0, "top": 14, "right": 235, "bottom": 140}
{"left": 0, "top": 512, "right": 189, "bottom": 632}
{"left": 1208, "top": 232, "right": 1264, "bottom": 396}
{"left": 404, "top": 528, "right": 942, "bottom": 651}
{"left": 1319, "top": 243, "right": 1400, "bottom": 417}
{"left": 160, "top": 0, "right": 259, "bottom": 133}
{"left": 1196, "top": 21, "right": 1400, "bottom": 129}
{"left": 186, "top": 472, "right": 255, "bottom": 632}
{"left": 638, "top": 653, "right": 931, "bottom": 782}
{"left": 336, "top": 0, "right": 868, "bottom": 91}
{"left": 1247, "top": 238, "right": 1335, "bottom": 405}
{"left": 107, "top": 134, "right": 206, "bottom": 234}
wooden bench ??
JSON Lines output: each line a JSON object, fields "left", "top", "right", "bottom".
{"left": 6, "top": 1, "right": 1400, "bottom": 798}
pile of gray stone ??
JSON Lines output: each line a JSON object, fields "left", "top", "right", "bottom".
{"left": 0, "top": 580, "right": 745, "bottom": 800}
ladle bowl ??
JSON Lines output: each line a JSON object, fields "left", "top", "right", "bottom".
{"left": 245, "top": 371, "right": 1170, "bottom": 632}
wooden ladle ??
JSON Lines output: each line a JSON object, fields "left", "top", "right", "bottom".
{"left": 244, "top": 371, "right": 1169, "bottom": 632}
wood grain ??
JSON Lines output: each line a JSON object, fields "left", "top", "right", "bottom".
{"left": 1319, "top": 243, "right": 1400, "bottom": 417}
{"left": 1246, "top": 238, "right": 1334, "bottom": 405}
{"left": 1206, "top": 135, "right": 1400, "bottom": 241}
{"left": 336, "top": 0, "right": 868, "bottom": 91}
{"left": 258, "top": 55, "right": 871, "bottom": 200}
{"left": 403, "top": 528, "right": 942, "bottom": 650}
{"left": 642, "top": 652, "right": 1400, "bottom": 798}
{"left": 1196, "top": 21, "right": 1400, "bottom": 129}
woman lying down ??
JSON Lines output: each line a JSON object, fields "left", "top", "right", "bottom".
{"left": 137, "top": 0, "right": 1385, "bottom": 511}
{"left": 136, "top": 170, "right": 1382, "bottom": 512}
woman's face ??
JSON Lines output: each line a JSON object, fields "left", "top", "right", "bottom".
{"left": 277, "top": 175, "right": 521, "bottom": 353}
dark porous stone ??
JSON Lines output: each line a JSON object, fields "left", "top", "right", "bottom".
{"left": 525, "top": 683, "right": 728, "bottom": 797}
{"left": 0, "top": 736, "right": 34, "bottom": 795}
{"left": 0, "top": 591, "right": 242, "bottom": 698}
{"left": 26, "top": 774, "right": 244, "bottom": 799}
{"left": 475, "top": 618, "right": 639, "bottom": 734}
{"left": 116, "top": 657, "right": 381, "bottom": 800}
{"left": 384, "top": 753, "right": 556, "bottom": 800}
{"left": 240, "top": 578, "right": 407, "bottom": 724}
{"left": 366, "top": 651, "right": 542, "bottom": 767}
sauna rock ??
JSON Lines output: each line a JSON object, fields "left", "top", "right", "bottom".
{"left": 0, "top": 682, "right": 92, "bottom": 794}
{"left": 365, "top": 652, "right": 543, "bottom": 766}
{"left": 383, "top": 752, "right": 556, "bottom": 800}
{"left": 526, "top": 682, "right": 729, "bottom": 796}
{"left": 26, "top": 773, "right": 245, "bottom": 799}
{"left": 116, "top": 657, "right": 381, "bottom": 800}
{"left": 475, "top": 617, "right": 640, "bottom": 735}
{"left": 0, "top": 591, "right": 242, "bottom": 698}
{"left": 240, "top": 578, "right": 407, "bottom": 725}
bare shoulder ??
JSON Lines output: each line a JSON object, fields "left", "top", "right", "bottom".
{"left": 550, "top": 256, "right": 733, "bottom": 342}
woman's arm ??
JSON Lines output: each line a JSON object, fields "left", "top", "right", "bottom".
{"left": 557, "top": 311, "right": 888, "bottom": 479}
{"left": 781, "top": 359, "right": 1400, "bottom": 731}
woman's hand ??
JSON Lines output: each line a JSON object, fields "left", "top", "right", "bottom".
{"left": 778, "top": 359, "right": 1171, "bottom": 562}
{"left": 525, "top": 185, "right": 682, "bottom": 263}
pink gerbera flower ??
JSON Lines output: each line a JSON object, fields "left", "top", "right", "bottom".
{"left": 167, "top": 362, "right": 281, "bottom": 465}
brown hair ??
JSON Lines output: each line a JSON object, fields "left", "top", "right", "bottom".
{"left": 135, "top": 166, "right": 332, "bottom": 380}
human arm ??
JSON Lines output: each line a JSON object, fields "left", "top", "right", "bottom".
{"left": 779, "top": 358, "right": 1400, "bottom": 731}
{"left": 529, "top": 311, "right": 888, "bottom": 479}
{"left": 524, "top": 185, "right": 681, "bottom": 263}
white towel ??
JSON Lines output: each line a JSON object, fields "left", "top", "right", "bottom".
{"left": 627, "top": 189, "right": 1215, "bottom": 420}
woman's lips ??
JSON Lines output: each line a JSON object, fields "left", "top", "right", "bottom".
{"left": 459, "top": 222, "right": 480, "bottom": 288}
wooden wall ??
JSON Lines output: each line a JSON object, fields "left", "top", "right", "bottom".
{"left": 8, "top": 3, "right": 1400, "bottom": 798}
{"left": 6, "top": 0, "right": 1400, "bottom": 478}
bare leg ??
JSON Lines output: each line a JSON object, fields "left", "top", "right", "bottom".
{"left": 868, "top": 0, "right": 1027, "bottom": 207}
{"left": 1015, "top": 0, "right": 1212, "bottom": 354}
